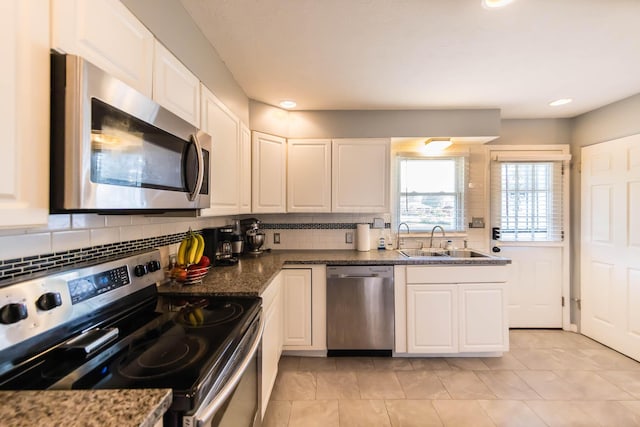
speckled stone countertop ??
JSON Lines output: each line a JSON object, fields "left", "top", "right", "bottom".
{"left": 157, "top": 249, "right": 510, "bottom": 297}
{"left": 0, "top": 389, "right": 172, "bottom": 427}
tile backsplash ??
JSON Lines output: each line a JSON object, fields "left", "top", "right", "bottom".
{"left": 0, "top": 213, "right": 232, "bottom": 283}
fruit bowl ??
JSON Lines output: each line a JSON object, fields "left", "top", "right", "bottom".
{"left": 171, "top": 265, "right": 211, "bottom": 285}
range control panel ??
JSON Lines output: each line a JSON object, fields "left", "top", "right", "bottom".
{"left": 68, "top": 266, "right": 130, "bottom": 305}
{"left": 0, "top": 250, "right": 163, "bottom": 353}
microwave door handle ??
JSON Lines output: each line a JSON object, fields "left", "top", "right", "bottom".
{"left": 189, "top": 315, "right": 264, "bottom": 427}
{"left": 188, "top": 133, "right": 205, "bottom": 202}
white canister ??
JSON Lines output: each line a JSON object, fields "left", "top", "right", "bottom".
{"left": 356, "top": 223, "right": 370, "bottom": 251}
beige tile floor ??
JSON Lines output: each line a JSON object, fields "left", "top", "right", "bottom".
{"left": 263, "top": 330, "right": 640, "bottom": 426}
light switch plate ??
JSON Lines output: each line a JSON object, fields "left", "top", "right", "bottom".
{"left": 372, "top": 217, "right": 384, "bottom": 229}
{"left": 273, "top": 233, "right": 280, "bottom": 244}
{"left": 345, "top": 232, "right": 353, "bottom": 244}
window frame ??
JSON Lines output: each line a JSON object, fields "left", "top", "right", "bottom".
{"left": 395, "top": 155, "right": 467, "bottom": 232}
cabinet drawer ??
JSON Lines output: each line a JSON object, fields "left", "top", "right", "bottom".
{"left": 406, "top": 265, "right": 507, "bottom": 284}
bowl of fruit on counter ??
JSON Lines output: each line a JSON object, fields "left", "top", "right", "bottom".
{"left": 169, "top": 231, "right": 211, "bottom": 285}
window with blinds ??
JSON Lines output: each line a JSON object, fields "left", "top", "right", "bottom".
{"left": 490, "top": 161, "right": 564, "bottom": 241}
{"left": 398, "top": 156, "right": 466, "bottom": 232}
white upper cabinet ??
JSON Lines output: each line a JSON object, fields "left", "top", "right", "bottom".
{"left": 239, "top": 123, "right": 252, "bottom": 214}
{"left": 252, "top": 132, "right": 287, "bottom": 213}
{"left": 153, "top": 41, "right": 200, "bottom": 127}
{"left": 200, "top": 85, "right": 240, "bottom": 216}
{"left": 332, "top": 138, "right": 390, "bottom": 212}
{"left": 287, "top": 139, "right": 332, "bottom": 213}
{"left": 51, "top": 0, "right": 154, "bottom": 97}
{"left": 0, "top": 0, "right": 50, "bottom": 228}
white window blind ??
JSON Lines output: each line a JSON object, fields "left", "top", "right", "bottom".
{"left": 397, "top": 156, "right": 467, "bottom": 232}
{"left": 491, "top": 160, "right": 564, "bottom": 242}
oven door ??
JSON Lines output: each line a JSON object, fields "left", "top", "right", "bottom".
{"left": 51, "top": 53, "right": 211, "bottom": 212}
{"left": 183, "top": 313, "right": 263, "bottom": 427}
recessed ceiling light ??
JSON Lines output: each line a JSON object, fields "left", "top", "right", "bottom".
{"left": 279, "top": 100, "right": 297, "bottom": 109}
{"left": 549, "top": 98, "right": 573, "bottom": 107}
{"left": 482, "top": 0, "right": 515, "bottom": 8}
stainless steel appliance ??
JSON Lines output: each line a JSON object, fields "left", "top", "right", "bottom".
{"left": 326, "top": 265, "right": 394, "bottom": 356}
{"left": 202, "top": 227, "right": 239, "bottom": 266}
{"left": 0, "top": 250, "right": 262, "bottom": 427}
{"left": 241, "top": 219, "right": 265, "bottom": 255}
{"left": 50, "top": 52, "right": 211, "bottom": 213}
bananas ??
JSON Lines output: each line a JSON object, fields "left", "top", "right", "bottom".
{"left": 182, "top": 307, "right": 205, "bottom": 326}
{"left": 177, "top": 230, "right": 205, "bottom": 265}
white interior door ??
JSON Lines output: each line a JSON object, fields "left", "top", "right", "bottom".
{"left": 581, "top": 134, "right": 640, "bottom": 362}
{"left": 488, "top": 146, "right": 571, "bottom": 329}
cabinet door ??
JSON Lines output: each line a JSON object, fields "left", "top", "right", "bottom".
{"left": 260, "top": 274, "right": 283, "bottom": 417}
{"left": 282, "top": 269, "right": 312, "bottom": 347}
{"left": 459, "top": 283, "right": 508, "bottom": 352}
{"left": 0, "top": 0, "right": 49, "bottom": 228}
{"left": 332, "top": 138, "right": 390, "bottom": 212}
{"left": 252, "top": 132, "right": 287, "bottom": 213}
{"left": 200, "top": 85, "right": 240, "bottom": 216}
{"left": 51, "top": 0, "right": 154, "bottom": 96}
{"left": 239, "top": 124, "right": 252, "bottom": 213}
{"left": 407, "top": 284, "right": 458, "bottom": 353}
{"left": 287, "top": 140, "right": 331, "bottom": 212}
{"left": 153, "top": 41, "right": 200, "bottom": 127}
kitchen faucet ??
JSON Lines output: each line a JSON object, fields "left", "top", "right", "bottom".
{"left": 397, "top": 222, "right": 410, "bottom": 249}
{"left": 429, "top": 225, "right": 445, "bottom": 248}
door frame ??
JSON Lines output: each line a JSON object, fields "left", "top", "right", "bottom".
{"left": 484, "top": 144, "right": 573, "bottom": 330}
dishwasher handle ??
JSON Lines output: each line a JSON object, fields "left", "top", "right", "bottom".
{"left": 333, "top": 274, "right": 380, "bottom": 279}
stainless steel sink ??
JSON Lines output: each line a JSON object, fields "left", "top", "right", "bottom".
{"left": 398, "top": 248, "right": 490, "bottom": 258}
{"left": 446, "top": 249, "right": 489, "bottom": 258}
{"left": 398, "top": 248, "right": 448, "bottom": 257}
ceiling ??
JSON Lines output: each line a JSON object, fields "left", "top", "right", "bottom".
{"left": 180, "top": 0, "right": 640, "bottom": 119}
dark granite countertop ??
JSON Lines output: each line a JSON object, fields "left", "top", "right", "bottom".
{"left": 0, "top": 389, "right": 172, "bottom": 427}
{"left": 157, "top": 249, "right": 510, "bottom": 297}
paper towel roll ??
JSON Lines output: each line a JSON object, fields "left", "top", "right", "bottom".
{"left": 356, "top": 223, "right": 370, "bottom": 251}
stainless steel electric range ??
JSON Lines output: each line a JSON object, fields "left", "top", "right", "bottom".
{"left": 0, "top": 250, "right": 262, "bottom": 427}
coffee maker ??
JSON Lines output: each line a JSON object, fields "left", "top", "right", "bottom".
{"left": 202, "top": 226, "right": 239, "bottom": 266}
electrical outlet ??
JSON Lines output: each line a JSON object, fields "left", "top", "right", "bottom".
{"left": 345, "top": 232, "right": 353, "bottom": 244}
{"left": 273, "top": 233, "right": 280, "bottom": 244}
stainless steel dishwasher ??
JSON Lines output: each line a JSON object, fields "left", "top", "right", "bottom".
{"left": 326, "top": 265, "right": 394, "bottom": 356}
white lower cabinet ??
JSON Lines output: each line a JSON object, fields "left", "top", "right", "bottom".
{"left": 282, "top": 269, "right": 312, "bottom": 346}
{"left": 403, "top": 266, "right": 509, "bottom": 355}
{"left": 260, "top": 272, "right": 282, "bottom": 418}
{"left": 407, "top": 285, "right": 458, "bottom": 353}
{"left": 281, "top": 265, "right": 327, "bottom": 352}
{"left": 459, "top": 283, "right": 508, "bottom": 352}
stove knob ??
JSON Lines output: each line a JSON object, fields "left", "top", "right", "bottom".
{"left": 147, "top": 260, "right": 161, "bottom": 272}
{"left": 134, "top": 264, "right": 148, "bottom": 277}
{"left": 0, "top": 303, "right": 28, "bottom": 325}
{"left": 36, "top": 292, "right": 63, "bottom": 311}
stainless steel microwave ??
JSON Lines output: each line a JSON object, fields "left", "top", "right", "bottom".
{"left": 50, "top": 52, "right": 211, "bottom": 213}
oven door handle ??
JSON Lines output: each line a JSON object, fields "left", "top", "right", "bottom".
{"left": 187, "top": 132, "right": 205, "bottom": 202}
{"left": 192, "top": 314, "right": 264, "bottom": 426}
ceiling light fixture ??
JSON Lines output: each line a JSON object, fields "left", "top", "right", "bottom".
{"left": 482, "top": 0, "right": 515, "bottom": 8}
{"left": 549, "top": 98, "right": 573, "bottom": 107}
{"left": 279, "top": 100, "right": 297, "bottom": 109}
{"left": 424, "top": 138, "right": 453, "bottom": 151}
